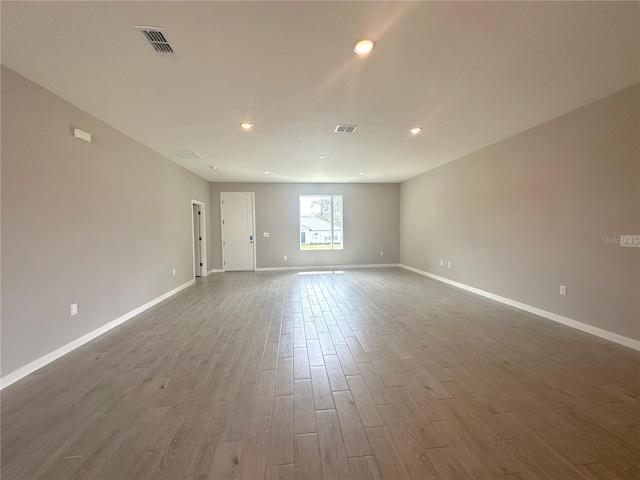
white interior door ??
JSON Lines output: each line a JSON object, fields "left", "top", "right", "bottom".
{"left": 221, "top": 192, "right": 255, "bottom": 271}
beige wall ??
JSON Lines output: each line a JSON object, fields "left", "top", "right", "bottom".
{"left": 209, "top": 183, "right": 399, "bottom": 269}
{"left": 1, "top": 67, "right": 211, "bottom": 377}
{"left": 400, "top": 85, "right": 640, "bottom": 341}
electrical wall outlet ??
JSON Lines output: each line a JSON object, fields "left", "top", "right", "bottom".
{"left": 70, "top": 303, "right": 78, "bottom": 316}
{"left": 284, "top": 255, "right": 287, "bottom": 260}
{"left": 172, "top": 269, "right": 176, "bottom": 276}
{"left": 447, "top": 261, "right": 451, "bottom": 268}
{"left": 263, "top": 233, "right": 270, "bottom": 238}
{"left": 440, "top": 260, "right": 444, "bottom": 266}
{"left": 559, "top": 285, "right": 567, "bottom": 296}
{"left": 380, "top": 251, "right": 384, "bottom": 256}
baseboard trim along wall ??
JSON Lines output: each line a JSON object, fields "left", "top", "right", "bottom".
{"left": 255, "top": 263, "right": 400, "bottom": 272}
{"left": 0, "top": 279, "right": 196, "bottom": 390}
{"left": 399, "top": 264, "right": 640, "bottom": 351}
{"left": 205, "top": 269, "right": 224, "bottom": 275}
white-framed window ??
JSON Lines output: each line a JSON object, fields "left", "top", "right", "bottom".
{"left": 300, "top": 195, "right": 343, "bottom": 250}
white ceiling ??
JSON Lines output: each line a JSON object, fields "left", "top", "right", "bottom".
{"left": 2, "top": 1, "right": 638, "bottom": 183}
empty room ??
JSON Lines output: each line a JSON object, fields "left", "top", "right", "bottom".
{"left": 1, "top": 1, "right": 639, "bottom": 479}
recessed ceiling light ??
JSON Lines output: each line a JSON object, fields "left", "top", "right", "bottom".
{"left": 354, "top": 39, "right": 375, "bottom": 55}
{"left": 359, "top": 172, "right": 366, "bottom": 175}
{"left": 240, "top": 122, "right": 253, "bottom": 130}
{"left": 410, "top": 126, "right": 422, "bottom": 135}
{"left": 318, "top": 155, "right": 326, "bottom": 159}
{"left": 263, "top": 170, "right": 270, "bottom": 175}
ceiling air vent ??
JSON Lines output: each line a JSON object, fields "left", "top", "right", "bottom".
{"left": 335, "top": 124, "right": 358, "bottom": 133}
{"left": 136, "top": 27, "right": 174, "bottom": 53}
{"left": 170, "top": 150, "right": 201, "bottom": 159}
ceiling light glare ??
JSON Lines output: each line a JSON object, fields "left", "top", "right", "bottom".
{"left": 354, "top": 39, "right": 375, "bottom": 55}
{"left": 208, "top": 165, "right": 217, "bottom": 170}
{"left": 240, "top": 122, "right": 253, "bottom": 130}
{"left": 263, "top": 170, "right": 270, "bottom": 175}
{"left": 318, "top": 155, "right": 326, "bottom": 159}
{"left": 359, "top": 171, "right": 366, "bottom": 175}
{"left": 410, "top": 126, "right": 422, "bottom": 135}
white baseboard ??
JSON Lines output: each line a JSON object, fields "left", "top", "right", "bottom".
{"left": 255, "top": 263, "right": 400, "bottom": 272}
{"left": 205, "top": 269, "right": 224, "bottom": 275}
{"left": 399, "top": 264, "right": 640, "bottom": 351}
{"left": 0, "top": 279, "right": 196, "bottom": 390}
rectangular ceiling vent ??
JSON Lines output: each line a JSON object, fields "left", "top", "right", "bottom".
{"left": 136, "top": 27, "right": 174, "bottom": 53}
{"left": 334, "top": 124, "right": 358, "bottom": 133}
{"left": 170, "top": 150, "right": 201, "bottom": 159}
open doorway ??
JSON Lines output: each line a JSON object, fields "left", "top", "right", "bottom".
{"left": 191, "top": 200, "right": 207, "bottom": 278}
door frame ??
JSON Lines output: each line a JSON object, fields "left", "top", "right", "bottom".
{"left": 191, "top": 200, "right": 207, "bottom": 278}
{"left": 220, "top": 192, "right": 257, "bottom": 272}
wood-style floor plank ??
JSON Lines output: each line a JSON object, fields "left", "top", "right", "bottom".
{"left": 239, "top": 416, "right": 271, "bottom": 480}
{"left": 309, "top": 366, "right": 334, "bottom": 411}
{"left": 253, "top": 369, "right": 276, "bottom": 417}
{"left": 348, "top": 455, "right": 383, "bottom": 480}
{"left": 293, "top": 433, "right": 323, "bottom": 480}
{"left": 425, "top": 446, "right": 473, "bottom": 480}
{"left": 315, "top": 410, "right": 351, "bottom": 480}
{"left": 208, "top": 440, "right": 244, "bottom": 480}
{"left": 364, "top": 426, "right": 411, "bottom": 479}
{"left": 293, "top": 379, "right": 317, "bottom": 434}
{"left": 345, "top": 375, "right": 385, "bottom": 428}
{"left": 332, "top": 390, "right": 372, "bottom": 457}
{"left": 2, "top": 268, "right": 638, "bottom": 479}
{"left": 267, "top": 395, "right": 294, "bottom": 467}
{"left": 323, "top": 354, "right": 350, "bottom": 392}
{"left": 265, "top": 463, "right": 294, "bottom": 480}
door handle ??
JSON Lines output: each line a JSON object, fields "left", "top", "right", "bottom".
{"left": 250, "top": 235, "right": 253, "bottom": 244}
